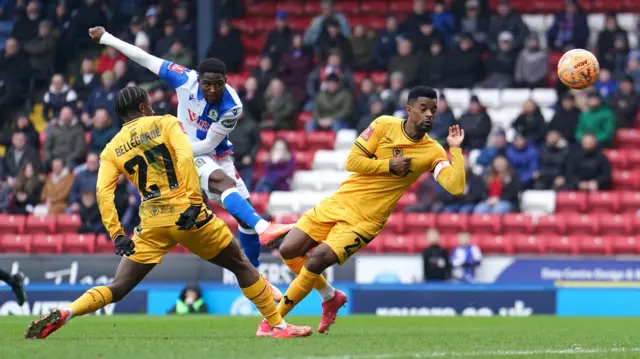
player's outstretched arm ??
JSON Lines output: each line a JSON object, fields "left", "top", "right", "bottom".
{"left": 164, "top": 117, "right": 203, "bottom": 206}
{"left": 190, "top": 106, "right": 241, "bottom": 157}
{"left": 88, "top": 26, "right": 163, "bottom": 76}
{"left": 96, "top": 152, "right": 127, "bottom": 240}
{"left": 434, "top": 125, "right": 466, "bottom": 196}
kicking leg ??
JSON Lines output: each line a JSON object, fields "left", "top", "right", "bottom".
{"left": 0, "top": 268, "right": 26, "bottom": 305}
{"left": 208, "top": 238, "right": 311, "bottom": 338}
{"left": 25, "top": 258, "right": 154, "bottom": 339}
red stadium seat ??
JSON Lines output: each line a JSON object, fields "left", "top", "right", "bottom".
{"left": 361, "top": 236, "right": 382, "bottom": 253}
{"left": 404, "top": 213, "right": 436, "bottom": 234}
{"left": 231, "top": 19, "right": 255, "bottom": 35}
{"left": 360, "top": 1, "right": 389, "bottom": 15}
{"left": 555, "top": 191, "right": 587, "bottom": 213}
{"left": 436, "top": 213, "right": 469, "bottom": 233}
{"left": 388, "top": 1, "right": 414, "bottom": 15}
{"left": 502, "top": 213, "right": 533, "bottom": 234}
{"left": 84, "top": 132, "right": 91, "bottom": 147}
{"left": 619, "top": 191, "right": 640, "bottom": 213}
{"left": 410, "top": 232, "right": 429, "bottom": 252}
{"left": 216, "top": 212, "right": 238, "bottom": 234}
{"left": 612, "top": 170, "right": 640, "bottom": 190}
{"left": 306, "top": 131, "right": 336, "bottom": 150}
{"left": 242, "top": 55, "right": 260, "bottom": 72}
{"left": 546, "top": 235, "right": 577, "bottom": 254}
{"left": 587, "top": 191, "right": 620, "bottom": 213}
{"left": 616, "top": 128, "right": 640, "bottom": 147}
{"left": 250, "top": 192, "right": 269, "bottom": 214}
{"left": 63, "top": 233, "right": 96, "bottom": 254}
{"left": 272, "top": 213, "right": 299, "bottom": 225}
{"left": 371, "top": 72, "right": 387, "bottom": 86}
{"left": 296, "top": 112, "right": 313, "bottom": 130}
{"left": 596, "top": 213, "right": 633, "bottom": 235}
{"left": 349, "top": 16, "right": 386, "bottom": 31}
{"left": 511, "top": 234, "right": 545, "bottom": 254}
{"left": 95, "top": 234, "right": 114, "bottom": 254}
{"left": 226, "top": 73, "right": 249, "bottom": 89}
{"left": 31, "top": 234, "right": 63, "bottom": 254}
{"left": 56, "top": 214, "right": 82, "bottom": 234}
{"left": 380, "top": 233, "right": 413, "bottom": 253}
{"left": 437, "top": 232, "right": 458, "bottom": 252}
{"left": 627, "top": 150, "right": 640, "bottom": 168}
{"left": 276, "top": 1, "right": 306, "bottom": 16}
{"left": 260, "top": 130, "right": 276, "bottom": 149}
{"left": 242, "top": 35, "right": 266, "bottom": 55}
{"left": 578, "top": 236, "right": 611, "bottom": 255}
{"left": 611, "top": 235, "right": 640, "bottom": 254}
{"left": 303, "top": 2, "right": 321, "bottom": 15}
{"left": 245, "top": 2, "right": 276, "bottom": 17}
{"left": 333, "top": 1, "right": 359, "bottom": 16}
{"left": 565, "top": 213, "right": 597, "bottom": 234}
{"left": 0, "top": 234, "right": 31, "bottom": 253}
{"left": 24, "top": 215, "right": 56, "bottom": 234}
{"left": 395, "top": 193, "right": 417, "bottom": 212}
{"left": 468, "top": 214, "right": 502, "bottom": 234}
{"left": 0, "top": 214, "right": 26, "bottom": 234}
{"left": 278, "top": 130, "right": 306, "bottom": 150}
{"left": 477, "top": 234, "right": 512, "bottom": 254}
{"left": 255, "top": 150, "right": 268, "bottom": 170}
{"left": 534, "top": 214, "right": 566, "bottom": 234}
{"left": 294, "top": 150, "right": 315, "bottom": 170}
{"left": 385, "top": 213, "right": 405, "bottom": 234}
{"left": 289, "top": 18, "right": 311, "bottom": 32}
{"left": 604, "top": 149, "right": 628, "bottom": 169}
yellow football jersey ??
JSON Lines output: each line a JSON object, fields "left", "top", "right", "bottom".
{"left": 96, "top": 114, "right": 204, "bottom": 240}
{"left": 333, "top": 115, "right": 457, "bottom": 235}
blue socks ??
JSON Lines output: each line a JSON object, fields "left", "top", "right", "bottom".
{"left": 238, "top": 227, "right": 261, "bottom": 268}
{"left": 221, "top": 188, "right": 263, "bottom": 229}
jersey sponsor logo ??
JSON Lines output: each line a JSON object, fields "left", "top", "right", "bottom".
{"left": 361, "top": 126, "right": 375, "bottom": 141}
{"left": 392, "top": 147, "right": 403, "bottom": 157}
{"left": 168, "top": 63, "right": 186, "bottom": 74}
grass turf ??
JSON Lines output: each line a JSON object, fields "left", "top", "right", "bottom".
{"left": 1, "top": 316, "right": 639, "bottom": 359}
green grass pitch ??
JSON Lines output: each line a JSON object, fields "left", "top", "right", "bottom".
{"left": 1, "top": 316, "right": 639, "bottom": 359}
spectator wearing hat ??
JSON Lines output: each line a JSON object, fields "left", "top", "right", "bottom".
{"left": 488, "top": 0, "right": 529, "bottom": 51}
{"left": 304, "top": 0, "right": 351, "bottom": 46}
{"left": 476, "top": 129, "right": 508, "bottom": 167}
{"left": 264, "top": 11, "right": 293, "bottom": 65}
{"left": 309, "top": 73, "right": 353, "bottom": 132}
{"left": 477, "top": 31, "right": 517, "bottom": 88}
{"left": 411, "top": 18, "right": 444, "bottom": 56}
{"left": 374, "top": 16, "right": 401, "bottom": 70}
{"left": 512, "top": 99, "right": 547, "bottom": 145}
{"left": 429, "top": 94, "right": 457, "bottom": 146}
{"left": 601, "top": 32, "right": 630, "bottom": 78}
{"left": 278, "top": 34, "right": 315, "bottom": 106}
{"left": 548, "top": 93, "right": 581, "bottom": 144}
{"left": 458, "top": 0, "right": 490, "bottom": 49}
{"left": 459, "top": 95, "right": 492, "bottom": 151}
{"left": 506, "top": 132, "right": 539, "bottom": 189}
{"left": 350, "top": 24, "right": 375, "bottom": 72}
{"left": 597, "top": 14, "right": 629, "bottom": 59}
{"left": 163, "top": 39, "right": 193, "bottom": 68}
{"left": 611, "top": 76, "right": 638, "bottom": 128}
{"left": 23, "top": 19, "right": 57, "bottom": 76}
{"left": 154, "top": 20, "right": 179, "bottom": 58}
{"left": 575, "top": 92, "right": 615, "bottom": 147}
{"left": 175, "top": 2, "right": 195, "bottom": 49}
{"left": 431, "top": 0, "right": 456, "bottom": 47}
{"left": 207, "top": 19, "right": 243, "bottom": 73}
{"left": 561, "top": 133, "right": 612, "bottom": 191}
{"left": 419, "top": 39, "right": 447, "bottom": 88}
{"left": 143, "top": 5, "right": 162, "bottom": 48}
{"left": 514, "top": 33, "right": 548, "bottom": 88}
{"left": 10, "top": 0, "right": 41, "bottom": 43}
{"left": 316, "top": 18, "right": 353, "bottom": 65}
{"left": 443, "top": 33, "right": 483, "bottom": 88}
{"left": 547, "top": 0, "right": 589, "bottom": 51}
{"left": 534, "top": 130, "right": 569, "bottom": 190}
{"left": 401, "top": 0, "right": 432, "bottom": 38}
{"left": 388, "top": 38, "right": 420, "bottom": 87}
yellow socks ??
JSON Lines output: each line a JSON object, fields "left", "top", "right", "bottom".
{"left": 283, "top": 257, "right": 330, "bottom": 291}
{"left": 241, "top": 276, "right": 283, "bottom": 327}
{"left": 67, "top": 286, "right": 113, "bottom": 318}
{"left": 277, "top": 267, "right": 319, "bottom": 317}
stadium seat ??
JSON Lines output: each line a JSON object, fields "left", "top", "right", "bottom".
{"left": 334, "top": 129, "right": 358, "bottom": 150}
{"left": 24, "top": 215, "right": 56, "bottom": 234}
{"left": 604, "top": 149, "right": 628, "bottom": 169}
{"left": 546, "top": 235, "right": 577, "bottom": 254}
{"left": 94, "top": 234, "right": 113, "bottom": 253}
{"left": 511, "top": 234, "right": 545, "bottom": 254}
{"left": 245, "top": 2, "right": 275, "bottom": 17}
{"left": 370, "top": 72, "right": 387, "bottom": 86}
{"left": 531, "top": 88, "right": 558, "bottom": 107}
{"left": 627, "top": 149, "right": 640, "bottom": 168}
{"left": 500, "top": 88, "right": 531, "bottom": 107}
{"left": 410, "top": 232, "right": 429, "bottom": 252}
{"left": 612, "top": 170, "right": 640, "bottom": 190}
{"left": 534, "top": 214, "right": 566, "bottom": 234}
{"left": 521, "top": 190, "right": 556, "bottom": 214}
{"left": 63, "top": 233, "right": 96, "bottom": 254}
{"left": 395, "top": 192, "right": 417, "bottom": 212}
{"left": 303, "top": 2, "right": 321, "bottom": 15}
{"left": 385, "top": 213, "right": 405, "bottom": 234}
{"left": 436, "top": 213, "right": 469, "bottom": 233}
{"left": 443, "top": 88, "right": 470, "bottom": 109}
{"left": 298, "top": 191, "right": 329, "bottom": 213}
{"left": 31, "top": 234, "right": 63, "bottom": 254}
{"left": 611, "top": 235, "right": 640, "bottom": 254}
{"left": 616, "top": 128, "right": 640, "bottom": 147}
{"left": 312, "top": 150, "right": 349, "bottom": 170}
{"left": 617, "top": 13, "right": 637, "bottom": 31}
{"left": 578, "top": 235, "right": 611, "bottom": 255}
{"left": 268, "top": 191, "right": 300, "bottom": 214}
{"left": 319, "top": 170, "right": 350, "bottom": 191}
{"left": 502, "top": 213, "right": 533, "bottom": 234}
{"left": 587, "top": 13, "right": 606, "bottom": 32}
{"left": 555, "top": 191, "right": 587, "bottom": 213}
{"left": 260, "top": 131, "right": 276, "bottom": 149}
{"left": 56, "top": 214, "right": 82, "bottom": 233}
{"left": 596, "top": 213, "right": 633, "bottom": 235}
{"left": 294, "top": 150, "right": 315, "bottom": 170}
{"left": 522, "top": 15, "right": 549, "bottom": 32}
{"left": 619, "top": 191, "right": 640, "bottom": 213}
{"left": 0, "top": 214, "right": 26, "bottom": 234}
{"left": 477, "top": 234, "right": 512, "bottom": 254}
{"left": 350, "top": 16, "right": 386, "bottom": 31}
{"left": 565, "top": 213, "right": 598, "bottom": 234}
{"left": 472, "top": 89, "right": 501, "bottom": 108}
{"left": 306, "top": 131, "right": 336, "bottom": 151}
{"left": 468, "top": 214, "right": 502, "bottom": 234}
{"left": 388, "top": 0, "right": 414, "bottom": 14}
{"left": 242, "top": 55, "right": 260, "bottom": 72}
{"left": 276, "top": 1, "right": 306, "bottom": 15}
{"left": 226, "top": 73, "right": 249, "bottom": 89}
{"left": 404, "top": 213, "right": 436, "bottom": 234}
{"left": 380, "top": 233, "right": 414, "bottom": 253}
{"left": 241, "top": 36, "right": 265, "bottom": 55}
{"left": 288, "top": 18, "right": 311, "bottom": 32}
{"left": 359, "top": 0, "right": 388, "bottom": 15}
{"left": 0, "top": 234, "right": 31, "bottom": 253}
{"left": 271, "top": 213, "right": 299, "bottom": 225}
{"left": 250, "top": 192, "right": 269, "bottom": 214}
{"left": 587, "top": 191, "right": 620, "bottom": 213}
{"left": 332, "top": 1, "right": 359, "bottom": 16}
{"left": 360, "top": 236, "right": 382, "bottom": 253}
{"left": 279, "top": 130, "right": 306, "bottom": 151}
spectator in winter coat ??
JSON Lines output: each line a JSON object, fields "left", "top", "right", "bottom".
{"left": 44, "top": 107, "right": 86, "bottom": 170}
{"left": 561, "top": 133, "right": 612, "bottom": 191}
{"left": 627, "top": 52, "right": 640, "bottom": 94}
{"left": 380, "top": 72, "right": 410, "bottom": 116}
{"left": 512, "top": 99, "right": 547, "bottom": 145}
{"left": 229, "top": 115, "right": 261, "bottom": 192}
{"left": 488, "top": 0, "right": 529, "bottom": 51}
{"left": 154, "top": 20, "right": 179, "bottom": 58}
{"left": 476, "top": 130, "right": 508, "bottom": 167}
{"left": 85, "top": 71, "right": 118, "bottom": 122}
{"left": 263, "top": 79, "right": 297, "bottom": 130}
{"left": 9, "top": 0, "right": 40, "bottom": 43}
{"left": 43, "top": 74, "right": 78, "bottom": 121}
{"left": 388, "top": 38, "right": 420, "bottom": 87}
{"left": 601, "top": 33, "right": 630, "bottom": 78}
{"left": 404, "top": 175, "right": 445, "bottom": 213}
{"left": 548, "top": 93, "right": 581, "bottom": 144}
{"left": 0, "top": 37, "right": 31, "bottom": 108}
{"left": 597, "top": 14, "right": 628, "bottom": 58}
{"left": 254, "top": 139, "right": 297, "bottom": 193}
{"left": 356, "top": 96, "right": 384, "bottom": 134}
{"left": 422, "top": 229, "right": 451, "bottom": 281}
{"left": 477, "top": 31, "right": 517, "bottom": 88}
{"left": 547, "top": 0, "right": 589, "bottom": 51}
{"left": 374, "top": 16, "right": 401, "bottom": 70}
{"left": 309, "top": 73, "right": 353, "bottom": 131}
{"left": 315, "top": 18, "right": 353, "bottom": 65}
{"left": 459, "top": 95, "right": 492, "bottom": 151}
{"left": 0, "top": 113, "right": 39, "bottom": 151}
{"left": 10, "top": 162, "right": 42, "bottom": 215}
{"left": 237, "top": 76, "right": 264, "bottom": 122}
{"left": 89, "top": 109, "right": 118, "bottom": 155}
{"left": 174, "top": 2, "right": 196, "bottom": 49}
{"left": 594, "top": 68, "right": 618, "bottom": 101}
{"left": 474, "top": 155, "right": 520, "bottom": 214}
{"left": 306, "top": 50, "right": 354, "bottom": 100}
{"left": 251, "top": 55, "right": 277, "bottom": 96}
{"left": 162, "top": 40, "right": 193, "bottom": 69}
{"left": 23, "top": 20, "right": 57, "bottom": 75}
{"left": 40, "top": 158, "right": 74, "bottom": 215}
{"left": 458, "top": 0, "right": 490, "bottom": 49}
{"left": 429, "top": 94, "right": 457, "bottom": 146}
{"left": 303, "top": 0, "right": 351, "bottom": 46}
{"left": 575, "top": 92, "right": 615, "bottom": 147}
{"left": 534, "top": 130, "right": 569, "bottom": 190}
{"left": 505, "top": 133, "right": 539, "bottom": 188}
{"left": 411, "top": 18, "right": 444, "bottom": 55}
{"left": 67, "top": 153, "right": 99, "bottom": 214}
{"left": 401, "top": 0, "right": 431, "bottom": 39}
{"left": 74, "top": 58, "right": 101, "bottom": 103}
{"left": 419, "top": 39, "right": 447, "bottom": 88}
{"left": 279, "top": 34, "right": 315, "bottom": 105}
{"left": 355, "top": 78, "right": 378, "bottom": 120}
{"left": 444, "top": 33, "right": 483, "bottom": 88}
{"left": 78, "top": 191, "right": 105, "bottom": 234}
{"left": 432, "top": 0, "right": 456, "bottom": 46}
{"left": 2, "top": 132, "right": 39, "bottom": 180}
{"left": 514, "top": 33, "right": 548, "bottom": 88}
{"left": 206, "top": 19, "right": 243, "bottom": 73}
{"left": 264, "top": 11, "right": 293, "bottom": 65}
{"left": 350, "top": 24, "right": 375, "bottom": 72}
{"left": 611, "top": 76, "right": 638, "bottom": 128}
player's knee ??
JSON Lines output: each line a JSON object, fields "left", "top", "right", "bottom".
{"left": 306, "top": 245, "right": 337, "bottom": 273}
{"left": 208, "top": 170, "right": 235, "bottom": 193}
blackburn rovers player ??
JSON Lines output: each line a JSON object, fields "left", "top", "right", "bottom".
{"left": 88, "top": 26, "right": 290, "bottom": 300}
{"left": 256, "top": 87, "right": 466, "bottom": 335}
{"left": 25, "top": 87, "right": 311, "bottom": 339}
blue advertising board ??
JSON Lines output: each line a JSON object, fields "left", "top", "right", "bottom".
{"left": 557, "top": 288, "right": 640, "bottom": 316}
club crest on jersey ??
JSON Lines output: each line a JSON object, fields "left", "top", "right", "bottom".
{"left": 195, "top": 158, "right": 206, "bottom": 168}
{"left": 361, "top": 126, "right": 374, "bottom": 141}
{"left": 393, "top": 147, "right": 403, "bottom": 157}
{"left": 207, "top": 109, "right": 219, "bottom": 122}
{"left": 168, "top": 63, "right": 186, "bottom": 74}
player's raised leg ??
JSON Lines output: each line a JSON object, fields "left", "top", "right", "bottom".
{"left": 25, "top": 256, "right": 154, "bottom": 339}
{"left": 0, "top": 269, "right": 26, "bottom": 305}
{"left": 208, "top": 236, "right": 311, "bottom": 338}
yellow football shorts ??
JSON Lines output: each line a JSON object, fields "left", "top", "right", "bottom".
{"left": 128, "top": 216, "right": 233, "bottom": 264}
{"left": 296, "top": 196, "right": 375, "bottom": 264}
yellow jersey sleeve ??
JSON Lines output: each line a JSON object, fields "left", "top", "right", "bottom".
{"left": 434, "top": 147, "right": 466, "bottom": 196}
{"left": 347, "top": 118, "right": 391, "bottom": 174}
{"left": 96, "top": 150, "right": 126, "bottom": 240}
{"left": 162, "top": 116, "right": 203, "bottom": 207}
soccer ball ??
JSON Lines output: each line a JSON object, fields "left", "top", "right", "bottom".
{"left": 557, "top": 49, "right": 600, "bottom": 89}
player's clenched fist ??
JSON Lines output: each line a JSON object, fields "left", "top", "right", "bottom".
{"left": 389, "top": 157, "right": 412, "bottom": 175}
{"left": 88, "top": 26, "right": 106, "bottom": 42}
{"left": 113, "top": 234, "right": 135, "bottom": 256}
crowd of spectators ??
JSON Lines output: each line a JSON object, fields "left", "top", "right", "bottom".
{"left": 0, "top": 0, "right": 639, "bottom": 234}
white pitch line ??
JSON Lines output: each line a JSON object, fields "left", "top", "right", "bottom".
{"left": 272, "top": 347, "right": 640, "bottom": 359}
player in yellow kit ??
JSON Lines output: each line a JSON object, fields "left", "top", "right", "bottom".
{"left": 256, "top": 87, "right": 466, "bottom": 336}
{"left": 25, "top": 87, "right": 311, "bottom": 339}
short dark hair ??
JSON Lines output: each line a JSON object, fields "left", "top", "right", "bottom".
{"left": 198, "top": 58, "right": 227, "bottom": 75}
{"left": 407, "top": 86, "right": 437, "bottom": 104}
{"left": 115, "top": 86, "right": 148, "bottom": 120}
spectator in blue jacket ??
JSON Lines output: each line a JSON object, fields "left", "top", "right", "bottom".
{"left": 432, "top": 0, "right": 456, "bottom": 47}
{"left": 476, "top": 129, "right": 508, "bottom": 167}
{"left": 547, "top": 0, "right": 589, "bottom": 51}
{"left": 505, "top": 133, "right": 539, "bottom": 188}
{"left": 84, "top": 71, "right": 117, "bottom": 124}
{"left": 451, "top": 232, "right": 482, "bottom": 282}
{"left": 374, "top": 16, "right": 400, "bottom": 70}
{"left": 67, "top": 153, "right": 99, "bottom": 214}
